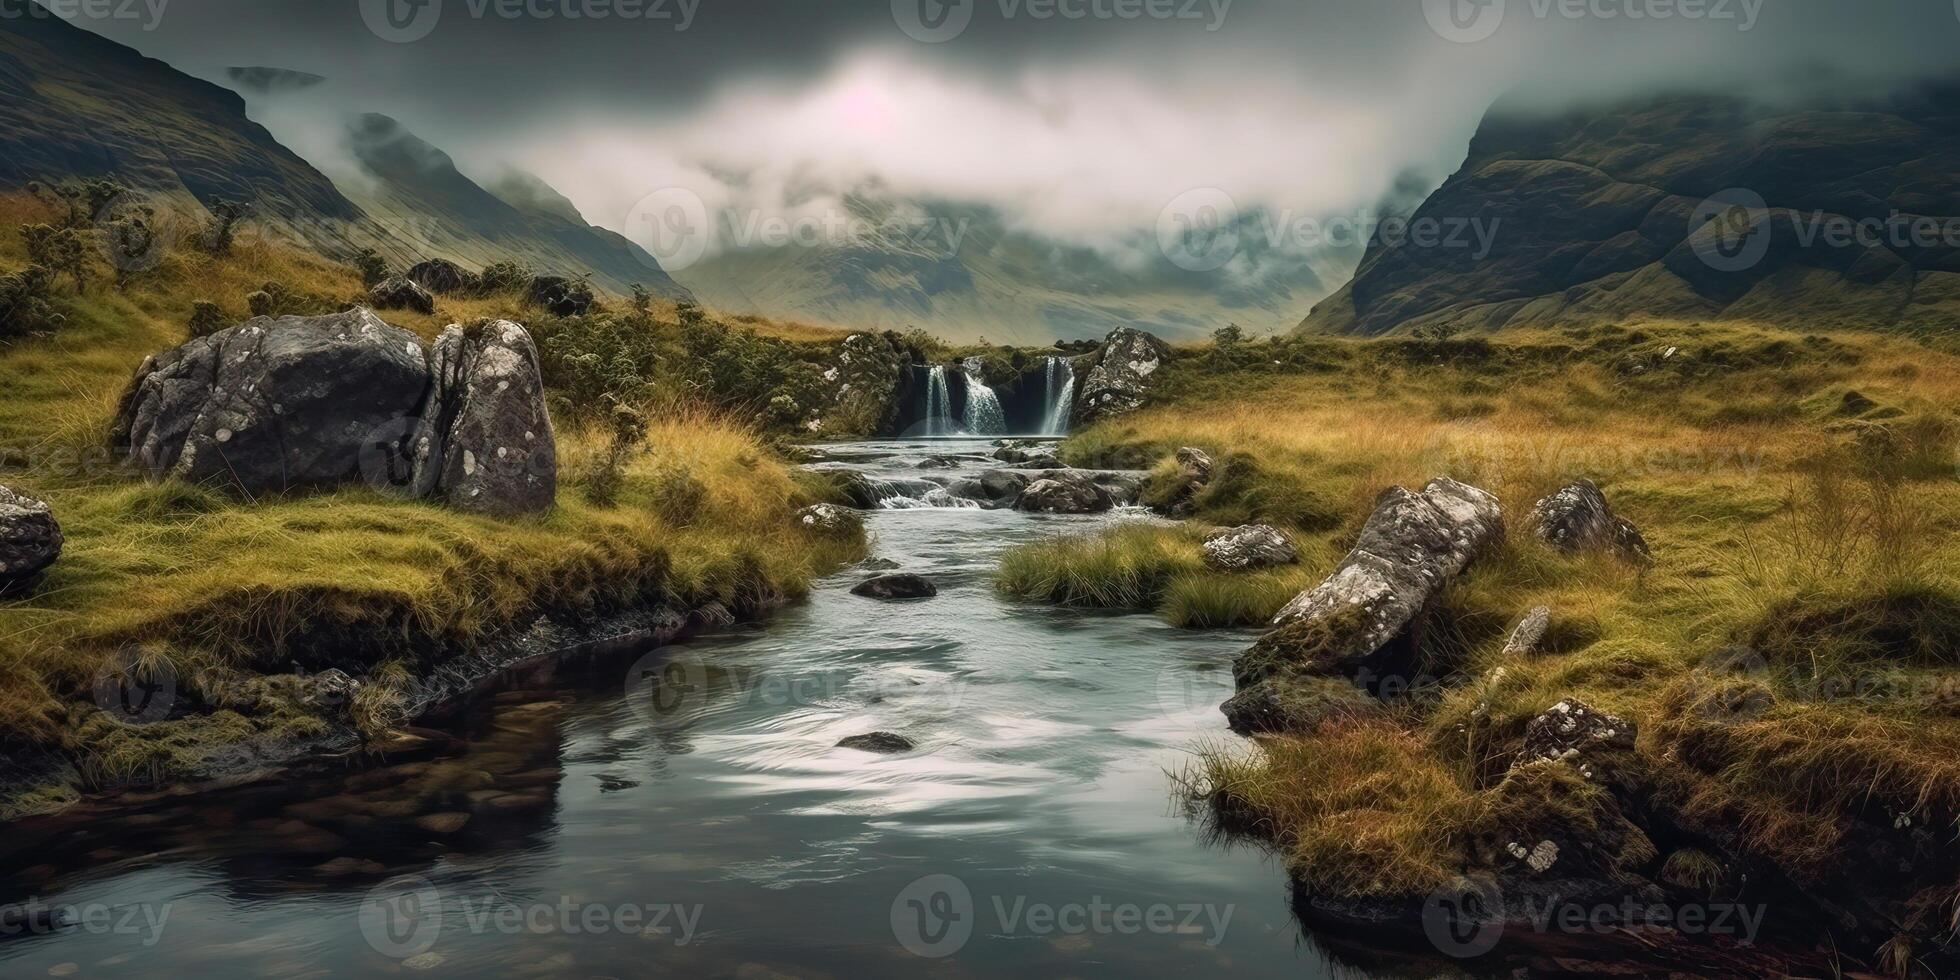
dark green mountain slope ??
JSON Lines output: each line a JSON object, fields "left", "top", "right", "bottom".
{"left": 1303, "top": 84, "right": 1960, "bottom": 335}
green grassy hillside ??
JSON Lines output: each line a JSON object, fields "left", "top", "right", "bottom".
{"left": 0, "top": 191, "right": 860, "bottom": 816}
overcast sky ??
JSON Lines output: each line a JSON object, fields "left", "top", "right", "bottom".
{"left": 61, "top": 0, "right": 1960, "bottom": 254}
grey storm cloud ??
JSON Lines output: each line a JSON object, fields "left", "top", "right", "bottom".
{"left": 55, "top": 0, "right": 1960, "bottom": 252}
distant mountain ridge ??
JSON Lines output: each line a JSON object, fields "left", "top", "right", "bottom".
{"left": 336, "top": 113, "right": 690, "bottom": 299}
{"left": 675, "top": 192, "right": 1368, "bottom": 343}
{"left": 0, "top": 1, "right": 688, "bottom": 299}
{"left": 1302, "top": 83, "right": 1960, "bottom": 335}
{"left": 0, "top": 0, "right": 369, "bottom": 255}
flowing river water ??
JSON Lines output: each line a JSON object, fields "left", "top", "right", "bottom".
{"left": 0, "top": 438, "right": 1452, "bottom": 979}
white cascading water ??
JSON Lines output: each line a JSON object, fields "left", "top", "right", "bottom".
{"left": 961, "top": 359, "right": 1006, "bottom": 435}
{"left": 923, "top": 365, "right": 958, "bottom": 436}
{"left": 1041, "top": 357, "right": 1076, "bottom": 435}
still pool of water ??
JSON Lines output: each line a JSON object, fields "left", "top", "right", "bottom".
{"left": 0, "top": 439, "right": 1441, "bottom": 979}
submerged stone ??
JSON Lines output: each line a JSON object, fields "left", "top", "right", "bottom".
{"left": 836, "top": 732, "right": 915, "bottom": 753}
{"left": 851, "top": 573, "right": 938, "bottom": 600}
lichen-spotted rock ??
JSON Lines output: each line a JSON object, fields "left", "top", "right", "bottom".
{"left": 1232, "top": 478, "right": 1503, "bottom": 700}
{"left": 0, "top": 485, "right": 61, "bottom": 595}
{"left": 111, "top": 308, "right": 431, "bottom": 495}
{"left": 1073, "top": 326, "right": 1170, "bottom": 425}
{"left": 1202, "top": 524, "right": 1297, "bottom": 571}
{"left": 1527, "top": 479, "right": 1649, "bottom": 563}
{"left": 1518, "top": 698, "right": 1636, "bottom": 767}
{"left": 412, "top": 320, "right": 557, "bottom": 516}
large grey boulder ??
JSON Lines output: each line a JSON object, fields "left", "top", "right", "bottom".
{"left": 1203, "top": 524, "right": 1297, "bottom": 571}
{"left": 1527, "top": 480, "right": 1650, "bottom": 563}
{"left": 111, "top": 309, "right": 431, "bottom": 496}
{"left": 1235, "top": 478, "right": 1503, "bottom": 694}
{"left": 411, "top": 320, "right": 557, "bottom": 515}
{"left": 368, "top": 276, "right": 436, "bottom": 315}
{"left": 1016, "top": 472, "right": 1115, "bottom": 514}
{"left": 0, "top": 485, "right": 61, "bottom": 595}
{"left": 112, "top": 311, "right": 559, "bottom": 516}
{"left": 1073, "top": 327, "right": 1170, "bottom": 425}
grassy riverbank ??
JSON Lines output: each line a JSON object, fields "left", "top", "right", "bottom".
{"left": 0, "top": 194, "right": 863, "bottom": 815}
{"left": 1009, "top": 323, "right": 1960, "bottom": 969}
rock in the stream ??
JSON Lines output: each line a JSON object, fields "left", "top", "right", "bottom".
{"left": 1203, "top": 524, "right": 1297, "bottom": 571}
{"left": 1527, "top": 480, "right": 1649, "bottom": 563}
{"left": 1073, "top": 326, "right": 1171, "bottom": 425}
{"left": 836, "top": 731, "right": 915, "bottom": 754}
{"left": 0, "top": 485, "right": 62, "bottom": 595}
{"left": 993, "top": 441, "right": 1064, "bottom": 469}
{"left": 405, "top": 258, "right": 474, "bottom": 295}
{"left": 851, "top": 573, "right": 938, "bottom": 601}
{"left": 1016, "top": 472, "right": 1115, "bottom": 514}
{"left": 368, "top": 276, "right": 436, "bottom": 315}
{"left": 1501, "top": 606, "right": 1553, "bottom": 657}
{"left": 796, "top": 503, "right": 862, "bottom": 537}
{"left": 111, "top": 309, "right": 432, "bottom": 495}
{"left": 1219, "top": 674, "right": 1384, "bottom": 736}
{"left": 411, "top": 320, "right": 557, "bottom": 515}
{"left": 1234, "top": 478, "right": 1503, "bottom": 694}
{"left": 959, "top": 469, "right": 1033, "bottom": 507}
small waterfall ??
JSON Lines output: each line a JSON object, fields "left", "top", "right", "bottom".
{"left": 1040, "top": 357, "right": 1077, "bottom": 436}
{"left": 961, "top": 359, "right": 1006, "bottom": 435}
{"left": 923, "top": 365, "right": 958, "bottom": 437}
